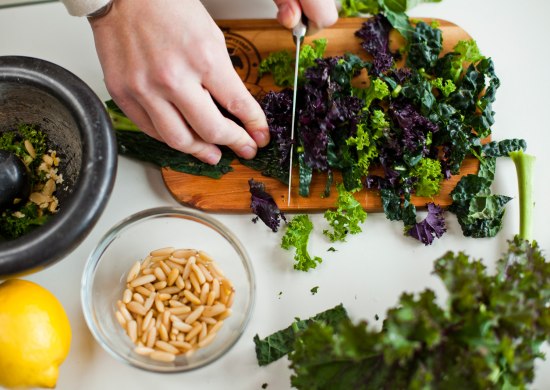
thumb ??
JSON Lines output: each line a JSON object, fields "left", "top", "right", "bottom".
{"left": 273, "top": 0, "right": 301, "bottom": 29}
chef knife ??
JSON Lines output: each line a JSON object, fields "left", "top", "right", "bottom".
{"left": 287, "top": 17, "right": 307, "bottom": 206}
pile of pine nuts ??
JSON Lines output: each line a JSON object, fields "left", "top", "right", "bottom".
{"left": 115, "top": 247, "right": 234, "bottom": 363}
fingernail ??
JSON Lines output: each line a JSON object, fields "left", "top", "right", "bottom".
{"left": 205, "top": 153, "right": 221, "bottom": 165}
{"left": 239, "top": 145, "right": 256, "bottom": 159}
{"left": 253, "top": 131, "right": 268, "bottom": 146}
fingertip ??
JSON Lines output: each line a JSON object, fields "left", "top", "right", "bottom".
{"left": 194, "top": 147, "right": 222, "bottom": 165}
{"left": 276, "top": 3, "right": 299, "bottom": 29}
{"left": 252, "top": 129, "right": 270, "bottom": 148}
{"left": 238, "top": 144, "right": 258, "bottom": 160}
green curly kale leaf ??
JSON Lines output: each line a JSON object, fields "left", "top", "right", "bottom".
{"left": 259, "top": 39, "right": 327, "bottom": 87}
{"left": 323, "top": 183, "right": 367, "bottom": 242}
{"left": 289, "top": 237, "right": 550, "bottom": 390}
{"left": 410, "top": 157, "right": 443, "bottom": 197}
{"left": 281, "top": 215, "right": 322, "bottom": 271}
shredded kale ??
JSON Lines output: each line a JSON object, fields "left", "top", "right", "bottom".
{"left": 0, "top": 124, "right": 53, "bottom": 239}
{"left": 259, "top": 39, "right": 328, "bottom": 87}
{"left": 0, "top": 203, "right": 48, "bottom": 239}
{"left": 105, "top": 9, "right": 524, "bottom": 246}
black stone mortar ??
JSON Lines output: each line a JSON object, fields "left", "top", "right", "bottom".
{"left": 0, "top": 56, "right": 117, "bottom": 276}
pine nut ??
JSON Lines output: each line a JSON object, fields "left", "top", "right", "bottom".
{"left": 128, "top": 320, "right": 138, "bottom": 343}
{"left": 155, "top": 340, "right": 180, "bottom": 354}
{"left": 172, "top": 320, "right": 193, "bottom": 332}
{"left": 203, "top": 303, "right": 226, "bottom": 318}
{"left": 198, "top": 332, "right": 216, "bottom": 348}
{"left": 127, "top": 301, "right": 147, "bottom": 317}
{"left": 184, "top": 306, "right": 205, "bottom": 325}
{"left": 136, "top": 286, "right": 152, "bottom": 297}
{"left": 167, "top": 267, "right": 179, "bottom": 286}
{"left": 133, "top": 293, "right": 145, "bottom": 304}
{"left": 146, "top": 327, "right": 157, "bottom": 348}
{"left": 129, "top": 274, "right": 156, "bottom": 288}
{"left": 182, "top": 290, "right": 201, "bottom": 306}
{"left": 117, "top": 247, "right": 233, "bottom": 361}
{"left": 149, "top": 351, "right": 175, "bottom": 363}
{"left": 127, "top": 261, "right": 141, "bottom": 283}
{"left": 122, "top": 288, "right": 133, "bottom": 304}
{"left": 154, "top": 267, "right": 166, "bottom": 281}
{"left": 134, "top": 346, "right": 154, "bottom": 356}
{"left": 150, "top": 247, "right": 175, "bottom": 257}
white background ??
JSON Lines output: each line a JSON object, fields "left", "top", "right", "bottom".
{"left": 1, "top": 0, "right": 549, "bottom": 389}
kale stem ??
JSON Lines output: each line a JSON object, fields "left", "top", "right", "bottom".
{"left": 107, "top": 108, "right": 141, "bottom": 132}
{"left": 509, "top": 150, "right": 535, "bottom": 242}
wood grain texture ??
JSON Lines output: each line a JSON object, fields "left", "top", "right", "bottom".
{"left": 162, "top": 17, "right": 478, "bottom": 213}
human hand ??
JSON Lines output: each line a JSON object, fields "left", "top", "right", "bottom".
{"left": 273, "top": 0, "right": 338, "bottom": 35}
{"left": 89, "top": 0, "right": 269, "bottom": 165}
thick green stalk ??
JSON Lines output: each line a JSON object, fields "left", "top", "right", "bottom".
{"left": 107, "top": 108, "right": 141, "bottom": 132}
{"left": 509, "top": 150, "right": 536, "bottom": 241}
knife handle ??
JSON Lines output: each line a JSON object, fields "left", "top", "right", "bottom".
{"left": 292, "top": 15, "right": 308, "bottom": 43}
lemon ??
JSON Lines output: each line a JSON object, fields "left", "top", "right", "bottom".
{"left": 0, "top": 279, "right": 71, "bottom": 389}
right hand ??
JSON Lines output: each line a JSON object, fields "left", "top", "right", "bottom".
{"left": 89, "top": 0, "right": 270, "bottom": 165}
{"left": 273, "top": 0, "right": 339, "bottom": 35}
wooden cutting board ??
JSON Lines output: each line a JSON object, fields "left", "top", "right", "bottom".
{"left": 162, "top": 17, "right": 477, "bottom": 213}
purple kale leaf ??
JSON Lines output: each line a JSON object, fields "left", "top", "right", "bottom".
{"left": 408, "top": 203, "right": 446, "bottom": 245}
{"left": 260, "top": 89, "right": 294, "bottom": 167}
{"left": 388, "top": 100, "right": 438, "bottom": 156}
{"left": 355, "top": 14, "right": 395, "bottom": 75}
{"left": 300, "top": 57, "right": 364, "bottom": 171}
{"left": 249, "top": 178, "right": 286, "bottom": 232}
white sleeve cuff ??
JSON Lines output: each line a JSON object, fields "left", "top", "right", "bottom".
{"left": 60, "top": 0, "right": 112, "bottom": 17}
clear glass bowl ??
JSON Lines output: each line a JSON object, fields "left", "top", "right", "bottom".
{"left": 81, "top": 207, "right": 255, "bottom": 372}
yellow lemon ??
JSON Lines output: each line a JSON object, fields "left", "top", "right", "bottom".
{"left": 0, "top": 279, "right": 71, "bottom": 389}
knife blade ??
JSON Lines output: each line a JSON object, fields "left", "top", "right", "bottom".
{"left": 287, "top": 17, "right": 307, "bottom": 206}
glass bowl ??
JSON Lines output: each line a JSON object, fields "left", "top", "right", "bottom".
{"left": 81, "top": 207, "right": 255, "bottom": 372}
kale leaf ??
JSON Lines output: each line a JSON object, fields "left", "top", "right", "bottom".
{"left": 253, "top": 304, "right": 348, "bottom": 366}
{"left": 248, "top": 179, "right": 286, "bottom": 232}
{"left": 115, "top": 128, "right": 234, "bottom": 179}
{"left": 406, "top": 21, "right": 443, "bottom": 70}
{"left": 410, "top": 157, "right": 443, "bottom": 197}
{"left": 281, "top": 215, "right": 323, "bottom": 271}
{"left": 259, "top": 39, "right": 327, "bottom": 87}
{"left": 355, "top": 14, "right": 395, "bottom": 75}
{"left": 449, "top": 139, "right": 526, "bottom": 238}
{"left": 289, "top": 237, "right": 550, "bottom": 389}
{"left": 323, "top": 183, "right": 367, "bottom": 242}
{"left": 407, "top": 202, "right": 446, "bottom": 245}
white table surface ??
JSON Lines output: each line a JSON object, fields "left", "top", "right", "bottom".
{"left": 1, "top": 0, "right": 549, "bottom": 389}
